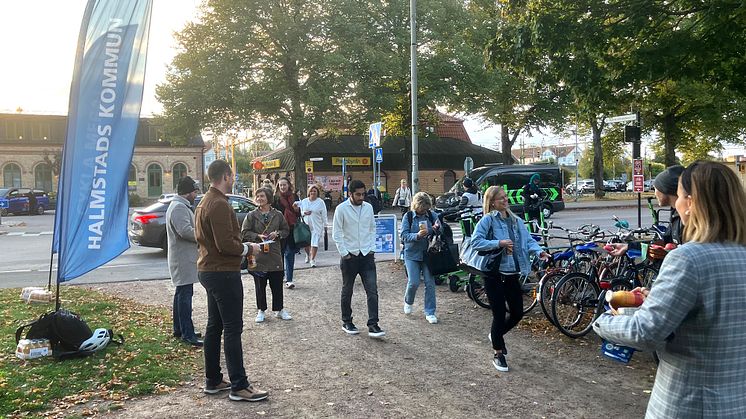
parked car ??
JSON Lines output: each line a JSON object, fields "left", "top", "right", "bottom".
{"left": 604, "top": 179, "right": 626, "bottom": 192}
{"left": 435, "top": 164, "right": 565, "bottom": 221}
{"left": 565, "top": 179, "right": 595, "bottom": 194}
{"left": 0, "top": 188, "right": 50, "bottom": 216}
{"left": 128, "top": 194, "right": 256, "bottom": 250}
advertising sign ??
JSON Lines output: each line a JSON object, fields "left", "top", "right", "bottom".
{"left": 314, "top": 175, "right": 343, "bottom": 192}
{"left": 262, "top": 159, "right": 281, "bottom": 169}
{"left": 633, "top": 175, "right": 644, "bottom": 192}
{"left": 332, "top": 157, "right": 371, "bottom": 166}
{"left": 374, "top": 214, "right": 398, "bottom": 255}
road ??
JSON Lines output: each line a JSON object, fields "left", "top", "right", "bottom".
{"left": 0, "top": 203, "right": 658, "bottom": 289}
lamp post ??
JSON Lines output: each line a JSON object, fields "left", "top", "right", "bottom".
{"left": 410, "top": 0, "right": 419, "bottom": 193}
{"left": 573, "top": 125, "right": 579, "bottom": 202}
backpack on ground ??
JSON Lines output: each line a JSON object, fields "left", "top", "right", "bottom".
{"left": 15, "top": 309, "right": 124, "bottom": 359}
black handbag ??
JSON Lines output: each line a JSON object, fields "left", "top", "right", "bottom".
{"left": 424, "top": 233, "right": 459, "bottom": 276}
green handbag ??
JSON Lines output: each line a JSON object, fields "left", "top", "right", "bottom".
{"left": 293, "top": 218, "right": 312, "bottom": 248}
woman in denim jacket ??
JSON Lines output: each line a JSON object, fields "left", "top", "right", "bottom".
{"left": 471, "top": 186, "right": 548, "bottom": 372}
{"left": 400, "top": 192, "right": 441, "bottom": 324}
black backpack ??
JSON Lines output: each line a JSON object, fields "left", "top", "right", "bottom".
{"left": 366, "top": 193, "right": 382, "bottom": 214}
{"left": 16, "top": 309, "right": 93, "bottom": 353}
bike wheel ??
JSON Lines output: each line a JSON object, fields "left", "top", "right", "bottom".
{"left": 467, "top": 274, "right": 491, "bottom": 309}
{"left": 637, "top": 263, "right": 659, "bottom": 289}
{"left": 538, "top": 271, "right": 566, "bottom": 325}
{"left": 519, "top": 273, "right": 540, "bottom": 314}
{"left": 448, "top": 275, "right": 461, "bottom": 293}
{"left": 550, "top": 273, "right": 600, "bottom": 338}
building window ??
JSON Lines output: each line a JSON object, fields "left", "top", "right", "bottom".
{"left": 172, "top": 163, "right": 187, "bottom": 190}
{"left": 128, "top": 164, "right": 137, "bottom": 191}
{"left": 147, "top": 164, "right": 163, "bottom": 197}
{"left": 3, "top": 163, "right": 22, "bottom": 187}
{"left": 34, "top": 163, "right": 53, "bottom": 192}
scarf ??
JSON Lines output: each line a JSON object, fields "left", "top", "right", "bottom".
{"left": 279, "top": 191, "right": 298, "bottom": 226}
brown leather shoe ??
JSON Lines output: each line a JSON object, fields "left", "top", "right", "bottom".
{"left": 229, "top": 385, "right": 269, "bottom": 402}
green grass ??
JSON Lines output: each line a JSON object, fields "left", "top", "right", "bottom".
{"left": 0, "top": 287, "right": 200, "bottom": 417}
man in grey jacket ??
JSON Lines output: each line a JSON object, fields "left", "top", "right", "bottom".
{"left": 167, "top": 176, "right": 203, "bottom": 347}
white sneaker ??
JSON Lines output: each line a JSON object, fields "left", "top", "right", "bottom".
{"left": 275, "top": 309, "right": 292, "bottom": 320}
{"left": 285, "top": 282, "right": 295, "bottom": 289}
{"left": 310, "top": 259, "right": 317, "bottom": 267}
{"left": 304, "top": 254, "right": 310, "bottom": 263}
{"left": 403, "top": 303, "right": 413, "bottom": 314}
{"left": 426, "top": 314, "right": 438, "bottom": 324}
{"left": 255, "top": 310, "right": 265, "bottom": 323}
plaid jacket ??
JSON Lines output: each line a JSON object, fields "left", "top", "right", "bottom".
{"left": 594, "top": 242, "right": 746, "bottom": 419}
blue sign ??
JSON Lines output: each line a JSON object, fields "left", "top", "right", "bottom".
{"left": 374, "top": 214, "right": 397, "bottom": 254}
{"left": 0, "top": 200, "right": 8, "bottom": 209}
{"left": 52, "top": 0, "right": 154, "bottom": 283}
{"left": 375, "top": 147, "right": 383, "bottom": 163}
{"left": 368, "top": 122, "right": 382, "bottom": 149}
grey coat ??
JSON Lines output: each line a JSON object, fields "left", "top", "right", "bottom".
{"left": 241, "top": 208, "right": 289, "bottom": 272}
{"left": 166, "top": 196, "right": 198, "bottom": 287}
{"left": 594, "top": 242, "right": 746, "bottom": 419}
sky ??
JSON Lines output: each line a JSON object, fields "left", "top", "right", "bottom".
{"left": 1, "top": 1, "right": 742, "bottom": 157}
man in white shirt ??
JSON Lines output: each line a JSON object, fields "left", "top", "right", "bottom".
{"left": 332, "top": 180, "right": 385, "bottom": 338}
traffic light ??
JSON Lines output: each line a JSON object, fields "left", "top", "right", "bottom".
{"left": 624, "top": 126, "right": 641, "bottom": 143}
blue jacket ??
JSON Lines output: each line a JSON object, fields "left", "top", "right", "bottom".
{"left": 471, "top": 211, "right": 542, "bottom": 275}
{"left": 400, "top": 210, "right": 438, "bottom": 262}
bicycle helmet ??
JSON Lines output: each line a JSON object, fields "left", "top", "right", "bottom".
{"left": 79, "top": 328, "right": 111, "bottom": 352}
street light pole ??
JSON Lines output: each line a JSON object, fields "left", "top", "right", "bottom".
{"left": 410, "top": 0, "right": 419, "bottom": 193}
{"left": 574, "top": 123, "right": 579, "bottom": 202}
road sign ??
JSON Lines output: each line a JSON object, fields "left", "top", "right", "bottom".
{"left": 305, "top": 160, "right": 314, "bottom": 174}
{"left": 375, "top": 147, "right": 383, "bottom": 163}
{"left": 369, "top": 122, "right": 382, "bottom": 148}
{"left": 606, "top": 113, "right": 637, "bottom": 124}
{"left": 633, "top": 175, "right": 644, "bottom": 192}
{"left": 633, "top": 159, "right": 643, "bottom": 176}
{"left": 464, "top": 157, "right": 474, "bottom": 174}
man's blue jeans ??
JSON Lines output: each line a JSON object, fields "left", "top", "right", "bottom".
{"left": 340, "top": 253, "right": 379, "bottom": 326}
{"left": 172, "top": 284, "right": 197, "bottom": 339}
{"left": 198, "top": 271, "right": 250, "bottom": 391}
{"left": 403, "top": 259, "right": 437, "bottom": 316}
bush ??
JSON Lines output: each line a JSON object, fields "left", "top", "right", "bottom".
{"left": 128, "top": 192, "right": 143, "bottom": 207}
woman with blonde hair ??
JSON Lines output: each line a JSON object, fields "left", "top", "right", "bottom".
{"left": 400, "top": 192, "right": 441, "bottom": 323}
{"left": 299, "top": 183, "right": 328, "bottom": 267}
{"left": 595, "top": 161, "right": 746, "bottom": 418}
{"left": 471, "top": 185, "right": 548, "bottom": 372}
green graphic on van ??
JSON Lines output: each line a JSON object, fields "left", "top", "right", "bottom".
{"left": 479, "top": 183, "right": 559, "bottom": 205}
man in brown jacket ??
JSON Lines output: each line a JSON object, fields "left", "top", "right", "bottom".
{"left": 195, "top": 159, "right": 267, "bottom": 403}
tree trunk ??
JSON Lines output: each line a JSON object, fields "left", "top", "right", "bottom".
{"left": 590, "top": 120, "right": 606, "bottom": 198}
{"left": 501, "top": 125, "right": 514, "bottom": 165}
{"left": 292, "top": 137, "right": 309, "bottom": 197}
{"left": 662, "top": 113, "right": 677, "bottom": 167}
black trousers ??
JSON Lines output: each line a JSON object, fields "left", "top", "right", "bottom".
{"left": 253, "top": 271, "right": 284, "bottom": 311}
{"left": 340, "top": 253, "right": 379, "bottom": 326}
{"left": 484, "top": 273, "right": 523, "bottom": 353}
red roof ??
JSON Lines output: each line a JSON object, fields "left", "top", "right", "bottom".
{"left": 433, "top": 112, "right": 471, "bottom": 143}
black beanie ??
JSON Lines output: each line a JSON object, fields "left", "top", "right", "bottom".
{"left": 653, "top": 165, "right": 685, "bottom": 195}
{"left": 177, "top": 176, "right": 199, "bottom": 195}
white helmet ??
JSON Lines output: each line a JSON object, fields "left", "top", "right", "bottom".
{"left": 79, "top": 328, "right": 111, "bottom": 352}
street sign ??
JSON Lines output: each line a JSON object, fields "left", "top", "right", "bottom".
{"left": 464, "top": 157, "right": 474, "bottom": 174}
{"left": 305, "top": 160, "right": 314, "bottom": 174}
{"left": 375, "top": 147, "right": 383, "bottom": 163}
{"left": 633, "top": 159, "right": 643, "bottom": 176}
{"left": 633, "top": 175, "right": 644, "bottom": 192}
{"left": 606, "top": 113, "right": 637, "bottom": 124}
{"left": 368, "top": 122, "right": 382, "bottom": 148}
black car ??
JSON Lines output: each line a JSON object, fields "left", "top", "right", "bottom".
{"left": 128, "top": 194, "right": 256, "bottom": 250}
{"left": 435, "top": 164, "right": 565, "bottom": 221}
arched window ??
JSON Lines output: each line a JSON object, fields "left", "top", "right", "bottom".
{"left": 3, "top": 163, "right": 22, "bottom": 188}
{"left": 34, "top": 163, "right": 53, "bottom": 192}
{"left": 443, "top": 170, "right": 456, "bottom": 193}
{"left": 147, "top": 163, "right": 163, "bottom": 197}
{"left": 172, "top": 163, "right": 187, "bottom": 190}
{"left": 128, "top": 164, "right": 137, "bottom": 191}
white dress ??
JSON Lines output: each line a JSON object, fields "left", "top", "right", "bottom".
{"left": 300, "top": 197, "right": 328, "bottom": 248}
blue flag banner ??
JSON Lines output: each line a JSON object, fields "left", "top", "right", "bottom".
{"left": 52, "top": 0, "right": 153, "bottom": 283}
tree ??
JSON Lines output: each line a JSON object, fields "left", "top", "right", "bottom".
{"left": 455, "top": 0, "right": 567, "bottom": 165}
{"left": 157, "top": 0, "right": 352, "bottom": 193}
